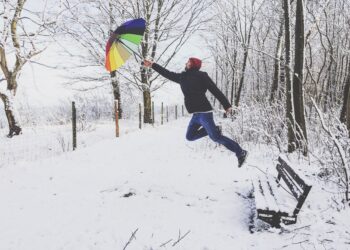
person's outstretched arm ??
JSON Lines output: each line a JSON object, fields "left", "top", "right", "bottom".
{"left": 203, "top": 72, "right": 232, "bottom": 114}
{"left": 144, "top": 60, "right": 181, "bottom": 83}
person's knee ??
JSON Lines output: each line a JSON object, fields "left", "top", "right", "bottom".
{"left": 186, "top": 133, "right": 196, "bottom": 141}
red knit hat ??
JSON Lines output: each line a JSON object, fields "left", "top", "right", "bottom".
{"left": 189, "top": 57, "right": 202, "bottom": 70}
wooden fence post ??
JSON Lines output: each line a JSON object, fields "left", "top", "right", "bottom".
{"left": 139, "top": 103, "right": 142, "bottom": 129}
{"left": 175, "top": 105, "right": 178, "bottom": 120}
{"left": 72, "top": 101, "right": 77, "bottom": 151}
{"left": 161, "top": 102, "right": 164, "bottom": 125}
{"left": 115, "top": 100, "right": 119, "bottom": 137}
{"left": 166, "top": 105, "right": 169, "bottom": 122}
{"left": 152, "top": 101, "right": 155, "bottom": 126}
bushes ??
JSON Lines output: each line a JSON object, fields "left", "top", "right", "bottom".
{"left": 223, "top": 99, "right": 350, "bottom": 206}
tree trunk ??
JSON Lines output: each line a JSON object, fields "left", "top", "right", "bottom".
{"left": 347, "top": 83, "right": 350, "bottom": 137}
{"left": 342, "top": 65, "right": 350, "bottom": 137}
{"left": 139, "top": 0, "right": 153, "bottom": 124}
{"left": 141, "top": 56, "right": 152, "bottom": 123}
{"left": 256, "top": 55, "right": 261, "bottom": 101}
{"left": 230, "top": 71, "right": 236, "bottom": 107}
{"left": 230, "top": 50, "right": 237, "bottom": 106}
{"left": 143, "top": 89, "right": 152, "bottom": 124}
{"left": 110, "top": 71, "right": 122, "bottom": 119}
{"left": 340, "top": 62, "right": 350, "bottom": 123}
{"left": 213, "top": 62, "right": 218, "bottom": 108}
{"left": 235, "top": 44, "right": 250, "bottom": 107}
{"left": 279, "top": 55, "right": 286, "bottom": 101}
{"left": 270, "top": 21, "right": 284, "bottom": 103}
{"left": 323, "top": 49, "right": 334, "bottom": 112}
{"left": 0, "top": 88, "right": 21, "bottom": 137}
{"left": 0, "top": 1, "right": 25, "bottom": 137}
{"left": 283, "top": 0, "right": 296, "bottom": 153}
{"left": 141, "top": 73, "right": 153, "bottom": 125}
{"left": 292, "top": 0, "right": 308, "bottom": 156}
{"left": 222, "top": 67, "right": 227, "bottom": 118}
{"left": 108, "top": 2, "right": 122, "bottom": 119}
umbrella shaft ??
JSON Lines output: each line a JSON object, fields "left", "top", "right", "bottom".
{"left": 117, "top": 38, "right": 143, "bottom": 60}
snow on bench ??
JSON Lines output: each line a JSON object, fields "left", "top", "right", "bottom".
{"left": 251, "top": 156, "right": 312, "bottom": 228}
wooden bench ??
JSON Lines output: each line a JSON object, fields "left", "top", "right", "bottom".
{"left": 251, "top": 156, "right": 312, "bottom": 228}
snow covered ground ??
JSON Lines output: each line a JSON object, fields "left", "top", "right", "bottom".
{"left": 0, "top": 118, "right": 349, "bottom": 250}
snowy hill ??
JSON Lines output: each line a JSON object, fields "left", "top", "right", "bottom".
{"left": 0, "top": 118, "right": 349, "bottom": 250}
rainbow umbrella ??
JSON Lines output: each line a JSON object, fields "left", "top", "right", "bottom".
{"left": 105, "top": 18, "right": 146, "bottom": 72}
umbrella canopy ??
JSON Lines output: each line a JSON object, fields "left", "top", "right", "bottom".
{"left": 105, "top": 18, "right": 146, "bottom": 72}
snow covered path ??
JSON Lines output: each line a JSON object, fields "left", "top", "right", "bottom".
{"left": 0, "top": 118, "right": 349, "bottom": 250}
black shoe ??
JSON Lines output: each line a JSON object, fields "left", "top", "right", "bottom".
{"left": 238, "top": 150, "right": 248, "bottom": 168}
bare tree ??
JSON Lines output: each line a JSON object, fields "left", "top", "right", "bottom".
{"left": 206, "top": 20, "right": 237, "bottom": 115}
{"left": 340, "top": 19, "right": 350, "bottom": 127}
{"left": 270, "top": 18, "right": 284, "bottom": 103}
{"left": 347, "top": 82, "right": 350, "bottom": 136}
{"left": 59, "top": 0, "right": 209, "bottom": 124}
{"left": 292, "top": 0, "right": 308, "bottom": 155}
{"left": 58, "top": 0, "right": 126, "bottom": 119}
{"left": 312, "top": 98, "right": 349, "bottom": 204}
{"left": 340, "top": 62, "right": 350, "bottom": 128}
{"left": 0, "top": 0, "right": 55, "bottom": 137}
{"left": 133, "top": 0, "right": 210, "bottom": 123}
{"left": 342, "top": 66, "right": 350, "bottom": 135}
{"left": 234, "top": 0, "right": 265, "bottom": 107}
{"left": 282, "top": 0, "right": 295, "bottom": 153}
{"left": 109, "top": 1, "right": 122, "bottom": 118}
{"left": 208, "top": 0, "right": 268, "bottom": 109}
{"left": 304, "top": 0, "right": 349, "bottom": 113}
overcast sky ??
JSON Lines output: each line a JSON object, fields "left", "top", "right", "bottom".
{"left": 11, "top": 0, "right": 213, "bottom": 108}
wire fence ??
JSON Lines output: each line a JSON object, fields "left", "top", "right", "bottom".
{"left": 0, "top": 101, "right": 188, "bottom": 168}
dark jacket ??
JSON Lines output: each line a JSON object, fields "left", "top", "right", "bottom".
{"left": 152, "top": 63, "right": 231, "bottom": 113}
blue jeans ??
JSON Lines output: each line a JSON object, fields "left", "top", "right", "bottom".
{"left": 186, "top": 112, "right": 243, "bottom": 157}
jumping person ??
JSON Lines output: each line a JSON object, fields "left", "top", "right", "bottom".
{"left": 143, "top": 57, "right": 248, "bottom": 167}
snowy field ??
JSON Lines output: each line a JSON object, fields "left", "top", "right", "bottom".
{"left": 0, "top": 118, "right": 349, "bottom": 250}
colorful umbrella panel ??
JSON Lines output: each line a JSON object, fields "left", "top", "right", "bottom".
{"left": 105, "top": 18, "right": 146, "bottom": 72}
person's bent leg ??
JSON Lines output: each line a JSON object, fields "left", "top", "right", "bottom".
{"left": 186, "top": 114, "right": 208, "bottom": 141}
{"left": 199, "top": 112, "right": 244, "bottom": 157}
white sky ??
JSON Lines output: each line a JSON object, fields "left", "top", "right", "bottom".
{"left": 17, "top": 34, "right": 212, "bottom": 108}
{"left": 6, "top": 0, "right": 214, "bottom": 109}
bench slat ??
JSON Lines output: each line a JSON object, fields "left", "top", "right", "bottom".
{"left": 251, "top": 178, "right": 269, "bottom": 211}
{"left": 260, "top": 177, "right": 280, "bottom": 212}
{"left": 277, "top": 164, "right": 302, "bottom": 200}
{"left": 278, "top": 157, "right": 310, "bottom": 191}
{"left": 252, "top": 176, "right": 279, "bottom": 213}
{"left": 266, "top": 174, "right": 295, "bottom": 214}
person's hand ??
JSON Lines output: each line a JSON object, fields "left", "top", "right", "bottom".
{"left": 225, "top": 107, "right": 233, "bottom": 116}
{"left": 143, "top": 60, "right": 153, "bottom": 68}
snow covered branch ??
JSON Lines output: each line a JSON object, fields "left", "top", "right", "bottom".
{"left": 123, "top": 228, "right": 139, "bottom": 250}
{"left": 312, "top": 98, "right": 349, "bottom": 204}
